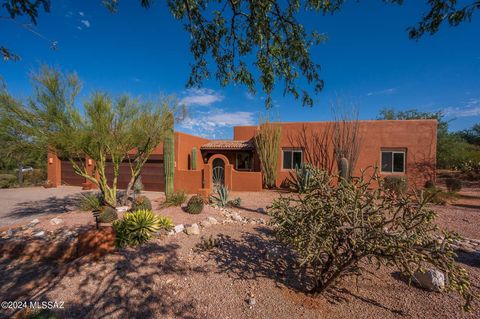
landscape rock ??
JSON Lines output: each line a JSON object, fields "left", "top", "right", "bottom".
{"left": 33, "top": 231, "right": 45, "bottom": 238}
{"left": 206, "top": 216, "right": 218, "bottom": 225}
{"left": 200, "top": 220, "right": 211, "bottom": 228}
{"left": 174, "top": 224, "right": 185, "bottom": 233}
{"left": 116, "top": 206, "right": 129, "bottom": 213}
{"left": 29, "top": 219, "right": 40, "bottom": 226}
{"left": 185, "top": 223, "right": 200, "bottom": 235}
{"left": 247, "top": 297, "right": 256, "bottom": 306}
{"left": 50, "top": 218, "right": 63, "bottom": 225}
{"left": 413, "top": 269, "right": 445, "bottom": 292}
{"left": 231, "top": 212, "right": 243, "bottom": 222}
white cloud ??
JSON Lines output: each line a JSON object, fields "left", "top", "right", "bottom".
{"left": 180, "top": 109, "right": 255, "bottom": 137}
{"left": 366, "top": 88, "right": 397, "bottom": 96}
{"left": 77, "top": 26, "right": 82, "bottom": 30}
{"left": 443, "top": 99, "right": 480, "bottom": 118}
{"left": 179, "top": 88, "right": 223, "bottom": 106}
{"left": 79, "top": 11, "right": 85, "bottom": 17}
{"left": 81, "top": 20, "right": 90, "bottom": 28}
{"left": 65, "top": 11, "right": 73, "bottom": 18}
{"left": 245, "top": 92, "right": 255, "bottom": 100}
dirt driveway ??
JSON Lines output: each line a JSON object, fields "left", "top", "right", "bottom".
{"left": 0, "top": 186, "right": 88, "bottom": 228}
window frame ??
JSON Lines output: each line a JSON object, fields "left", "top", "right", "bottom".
{"left": 380, "top": 149, "right": 406, "bottom": 174}
{"left": 235, "top": 152, "right": 252, "bottom": 171}
{"left": 282, "top": 148, "right": 303, "bottom": 170}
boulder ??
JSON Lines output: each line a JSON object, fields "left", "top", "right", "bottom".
{"left": 174, "top": 224, "right": 185, "bottom": 233}
{"left": 33, "top": 231, "right": 45, "bottom": 238}
{"left": 413, "top": 269, "right": 445, "bottom": 292}
{"left": 185, "top": 223, "right": 200, "bottom": 235}
{"left": 50, "top": 218, "right": 63, "bottom": 225}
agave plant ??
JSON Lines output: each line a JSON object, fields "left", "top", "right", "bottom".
{"left": 113, "top": 209, "right": 173, "bottom": 248}
{"left": 210, "top": 185, "right": 229, "bottom": 207}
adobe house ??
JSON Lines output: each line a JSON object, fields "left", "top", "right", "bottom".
{"left": 47, "top": 120, "right": 437, "bottom": 194}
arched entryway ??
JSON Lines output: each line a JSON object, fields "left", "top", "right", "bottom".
{"left": 212, "top": 157, "right": 225, "bottom": 190}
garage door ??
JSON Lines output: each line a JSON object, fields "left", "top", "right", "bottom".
{"left": 105, "top": 155, "right": 164, "bottom": 192}
{"left": 60, "top": 159, "right": 85, "bottom": 186}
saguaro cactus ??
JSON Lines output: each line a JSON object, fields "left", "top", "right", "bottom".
{"left": 164, "top": 129, "right": 174, "bottom": 196}
{"left": 338, "top": 157, "right": 349, "bottom": 181}
{"left": 191, "top": 147, "right": 197, "bottom": 170}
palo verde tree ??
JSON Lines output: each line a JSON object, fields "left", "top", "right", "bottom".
{"left": 0, "top": 66, "right": 180, "bottom": 207}
{"left": 3, "top": 1, "right": 479, "bottom": 106}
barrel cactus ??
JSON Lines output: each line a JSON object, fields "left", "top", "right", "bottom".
{"left": 99, "top": 206, "right": 118, "bottom": 223}
{"left": 164, "top": 129, "right": 175, "bottom": 196}
{"left": 338, "top": 157, "right": 349, "bottom": 181}
{"left": 191, "top": 147, "right": 197, "bottom": 170}
{"left": 186, "top": 195, "right": 204, "bottom": 214}
{"left": 131, "top": 195, "right": 152, "bottom": 211}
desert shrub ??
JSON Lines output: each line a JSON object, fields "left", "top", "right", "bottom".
{"left": 457, "top": 160, "right": 480, "bottom": 175}
{"left": 99, "top": 206, "right": 118, "bottom": 223}
{"left": 383, "top": 175, "right": 408, "bottom": 194}
{"left": 195, "top": 235, "right": 221, "bottom": 252}
{"left": 18, "top": 308, "right": 58, "bottom": 319}
{"left": 113, "top": 209, "right": 173, "bottom": 248}
{"left": 186, "top": 195, "right": 204, "bottom": 214}
{"left": 288, "top": 163, "right": 315, "bottom": 193}
{"left": 445, "top": 178, "right": 462, "bottom": 193}
{"left": 228, "top": 197, "right": 241, "bottom": 207}
{"left": 131, "top": 195, "right": 152, "bottom": 211}
{"left": 0, "top": 173, "right": 16, "bottom": 188}
{"left": 269, "top": 169, "right": 473, "bottom": 310}
{"left": 424, "top": 179, "right": 435, "bottom": 189}
{"left": 423, "top": 187, "right": 459, "bottom": 205}
{"left": 78, "top": 192, "right": 104, "bottom": 211}
{"left": 210, "top": 185, "right": 229, "bottom": 207}
{"left": 23, "top": 169, "right": 47, "bottom": 186}
{"left": 161, "top": 191, "right": 187, "bottom": 208}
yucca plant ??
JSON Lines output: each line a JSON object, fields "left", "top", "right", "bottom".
{"left": 113, "top": 209, "right": 173, "bottom": 248}
{"left": 210, "top": 185, "right": 229, "bottom": 207}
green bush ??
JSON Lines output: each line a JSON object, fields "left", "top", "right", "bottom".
{"left": 0, "top": 173, "right": 16, "bottom": 188}
{"left": 423, "top": 187, "right": 458, "bottom": 205}
{"left": 210, "top": 185, "right": 229, "bottom": 207}
{"left": 445, "top": 178, "right": 462, "bottom": 193}
{"left": 23, "top": 169, "right": 47, "bottom": 186}
{"left": 113, "top": 209, "right": 173, "bottom": 248}
{"left": 131, "top": 195, "right": 152, "bottom": 211}
{"left": 99, "top": 206, "right": 118, "bottom": 223}
{"left": 186, "top": 195, "right": 204, "bottom": 214}
{"left": 161, "top": 191, "right": 187, "bottom": 208}
{"left": 77, "top": 192, "right": 104, "bottom": 211}
{"left": 269, "top": 169, "right": 473, "bottom": 310}
{"left": 383, "top": 176, "right": 408, "bottom": 194}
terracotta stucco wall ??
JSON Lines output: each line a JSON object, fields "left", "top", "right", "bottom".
{"left": 234, "top": 120, "right": 437, "bottom": 188}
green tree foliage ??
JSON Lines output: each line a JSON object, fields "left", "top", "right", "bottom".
{"left": 3, "top": 1, "right": 479, "bottom": 106}
{"left": 457, "top": 123, "right": 480, "bottom": 146}
{"left": 269, "top": 169, "right": 474, "bottom": 310}
{"left": 0, "top": 66, "right": 179, "bottom": 207}
{"left": 378, "top": 108, "right": 480, "bottom": 168}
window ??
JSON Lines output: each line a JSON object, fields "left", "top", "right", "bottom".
{"left": 236, "top": 152, "right": 251, "bottom": 170}
{"left": 381, "top": 150, "right": 405, "bottom": 173}
{"left": 283, "top": 149, "right": 303, "bottom": 169}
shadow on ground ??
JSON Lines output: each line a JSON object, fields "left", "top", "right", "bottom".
{"left": 0, "top": 241, "right": 208, "bottom": 319}
{"left": 6, "top": 194, "right": 83, "bottom": 220}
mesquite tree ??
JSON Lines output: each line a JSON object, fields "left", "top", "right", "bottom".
{"left": 269, "top": 168, "right": 474, "bottom": 311}
{"left": 0, "top": 66, "right": 178, "bottom": 207}
{"left": 254, "top": 117, "right": 281, "bottom": 188}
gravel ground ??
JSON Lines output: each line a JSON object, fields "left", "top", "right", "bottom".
{"left": 0, "top": 188, "right": 479, "bottom": 319}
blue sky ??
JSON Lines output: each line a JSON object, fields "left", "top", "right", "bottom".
{"left": 1, "top": 1, "right": 479, "bottom": 138}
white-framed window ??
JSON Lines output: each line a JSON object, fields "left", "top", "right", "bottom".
{"left": 236, "top": 152, "right": 252, "bottom": 171}
{"left": 381, "top": 150, "right": 406, "bottom": 173}
{"left": 282, "top": 149, "right": 303, "bottom": 170}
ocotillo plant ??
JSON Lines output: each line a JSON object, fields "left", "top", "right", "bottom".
{"left": 191, "top": 147, "right": 197, "bottom": 170}
{"left": 164, "top": 129, "right": 175, "bottom": 196}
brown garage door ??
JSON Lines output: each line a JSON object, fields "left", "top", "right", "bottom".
{"left": 105, "top": 155, "right": 164, "bottom": 192}
{"left": 61, "top": 159, "right": 85, "bottom": 186}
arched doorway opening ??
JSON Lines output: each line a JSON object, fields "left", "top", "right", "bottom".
{"left": 212, "top": 157, "right": 225, "bottom": 190}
